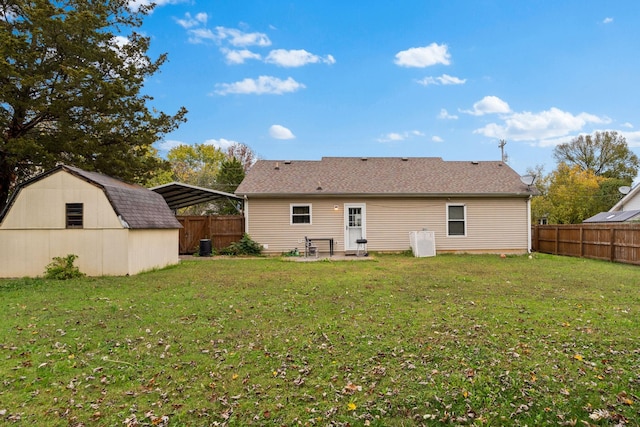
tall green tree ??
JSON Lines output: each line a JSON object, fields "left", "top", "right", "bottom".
{"left": 165, "top": 143, "right": 225, "bottom": 189}
{"left": 553, "top": 131, "right": 639, "bottom": 181}
{"left": 215, "top": 156, "right": 244, "bottom": 214}
{"left": 0, "top": 0, "right": 187, "bottom": 211}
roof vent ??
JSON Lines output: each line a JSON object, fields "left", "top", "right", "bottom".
{"left": 284, "top": 160, "right": 291, "bottom": 165}
{"left": 361, "top": 157, "right": 368, "bottom": 161}
{"left": 471, "top": 161, "right": 479, "bottom": 165}
{"left": 401, "top": 157, "right": 408, "bottom": 161}
{"left": 316, "top": 181, "right": 322, "bottom": 191}
{"left": 274, "top": 162, "right": 280, "bottom": 170}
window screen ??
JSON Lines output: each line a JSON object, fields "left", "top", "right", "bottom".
{"left": 447, "top": 205, "right": 465, "bottom": 236}
{"left": 291, "top": 205, "right": 311, "bottom": 224}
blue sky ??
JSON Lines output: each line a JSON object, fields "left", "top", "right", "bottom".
{"left": 131, "top": 0, "right": 640, "bottom": 177}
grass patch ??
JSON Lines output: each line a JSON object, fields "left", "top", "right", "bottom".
{"left": 1, "top": 253, "right": 639, "bottom": 425}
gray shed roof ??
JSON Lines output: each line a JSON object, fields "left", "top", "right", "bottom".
{"left": 583, "top": 210, "right": 640, "bottom": 223}
{"left": 0, "top": 165, "right": 181, "bottom": 229}
{"left": 235, "top": 157, "right": 534, "bottom": 197}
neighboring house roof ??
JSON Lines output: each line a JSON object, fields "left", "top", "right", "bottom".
{"left": 0, "top": 165, "right": 181, "bottom": 229}
{"left": 151, "top": 182, "right": 243, "bottom": 210}
{"left": 235, "top": 157, "right": 534, "bottom": 197}
{"left": 583, "top": 210, "right": 640, "bottom": 223}
{"left": 609, "top": 184, "right": 640, "bottom": 212}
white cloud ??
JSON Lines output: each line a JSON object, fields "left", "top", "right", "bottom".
{"left": 214, "top": 76, "right": 306, "bottom": 95}
{"left": 155, "top": 138, "right": 243, "bottom": 153}
{"left": 111, "top": 35, "right": 129, "bottom": 48}
{"left": 461, "top": 96, "right": 511, "bottom": 116}
{"left": 438, "top": 109, "right": 458, "bottom": 120}
{"left": 128, "top": 0, "right": 184, "bottom": 12}
{"left": 175, "top": 12, "right": 207, "bottom": 29}
{"left": 215, "top": 26, "right": 271, "bottom": 47}
{"left": 394, "top": 43, "right": 451, "bottom": 68}
{"left": 623, "top": 130, "right": 640, "bottom": 147}
{"left": 417, "top": 74, "right": 466, "bottom": 86}
{"left": 265, "top": 49, "right": 335, "bottom": 67}
{"left": 622, "top": 122, "right": 634, "bottom": 129}
{"left": 603, "top": 17, "right": 614, "bottom": 24}
{"left": 473, "top": 107, "right": 610, "bottom": 143}
{"left": 377, "top": 130, "right": 424, "bottom": 143}
{"left": 202, "top": 138, "right": 241, "bottom": 149}
{"left": 222, "top": 48, "right": 261, "bottom": 64}
{"left": 432, "top": 136, "right": 444, "bottom": 142}
{"left": 185, "top": 25, "right": 271, "bottom": 46}
{"left": 269, "top": 125, "right": 296, "bottom": 140}
{"left": 155, "top": 139, "right": 185, "bottom": 152}
{"left": 187, "top": 28, "right": 216, "bottom": 44}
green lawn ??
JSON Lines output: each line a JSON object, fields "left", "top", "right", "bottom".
{"left": 1, "top": 253, "right": 639, "bottom": 426}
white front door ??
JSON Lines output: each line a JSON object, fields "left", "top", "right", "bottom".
{"left": 344, "top": 203, "right": 366, "bottom": 251}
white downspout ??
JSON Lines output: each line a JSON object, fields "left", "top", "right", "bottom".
{"left": 243, "top": 196, "right": 249, "bottom": 234}
{"left": 527, "top": 196, "right": 532, "bottom": 253}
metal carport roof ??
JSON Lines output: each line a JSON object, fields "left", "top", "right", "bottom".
{"left": 150, "top": 182, "right": 244, "bottom": 211}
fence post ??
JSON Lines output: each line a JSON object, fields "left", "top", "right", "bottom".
{"left": 610, "top": 227, "right": 616, "bottom": 262}
{"left": 579, "top": 226, "right": 584, "bottom": 257}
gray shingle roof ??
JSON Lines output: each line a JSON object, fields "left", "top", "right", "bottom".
{"left": 0, "top": 165, "right": 181, "bottom": 229}
{"left": 583, "top": 210, "right": 640, "bottom": 223}
{"left": 235, "top": 157, "right": 534, "bottom": 197}
{"left": 63, "top": 166, "right": 181, "bottom": 229}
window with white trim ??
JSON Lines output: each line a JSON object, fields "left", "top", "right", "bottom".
{"left": 447, "top": 204, "right": 466, "bottom": 236}
{"left": 291, "top": 204, "right": 311, "bottom": 224}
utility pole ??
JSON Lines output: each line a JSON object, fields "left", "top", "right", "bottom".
{"left": 499, "top": 139, "right": 507, "bottom": 163}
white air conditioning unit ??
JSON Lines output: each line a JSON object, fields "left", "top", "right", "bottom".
{"left": 409, "top": 231, "right": 436, "bottom": 257}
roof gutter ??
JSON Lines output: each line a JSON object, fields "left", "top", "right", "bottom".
{"left": 236, "top": 192, "right": 535, "bottom": 198}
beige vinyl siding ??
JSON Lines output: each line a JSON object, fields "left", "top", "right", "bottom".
{"left": 0, "top": 229, "right": 179, "bottom": 277}
{"left": 621, "top": 194, "right": 640, "bottom": 210}
{"left": 0, "top": 229, "right": 129, "bottom": 277}
{"left": 439, "top": 198, "right": 529, "bottom": 252}
{"left": 0, "top": 170, "right": 121, "bottom": 230}
{"left": 246, "top": 196, "right": 530, "bottom": 254}
{"left": 128, "top": 229, "right": 180, "bottom": 274}
{"left": 247, "top": 198, "right": 345, "bottom": 253}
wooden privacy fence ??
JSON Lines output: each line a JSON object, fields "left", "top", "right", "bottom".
{"left": 177, "top": 215, "right": 244, "bottom": 254}
{"left": 532, "top": 223, "right": 640, "bottom": 265}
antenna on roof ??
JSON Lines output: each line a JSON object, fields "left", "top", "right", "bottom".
{"left": 499, "top": 139, "right": 508, "bottom": 163}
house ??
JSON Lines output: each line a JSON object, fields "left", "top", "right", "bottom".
{"left": 609, "top": 184, "right": 640, "bottom": 212}
{"left": 0, "top": 165, "right": 181, "bottom": 277}
{"left": 582, "top": 184, "right": 640, "bottom": 223}
{"left": 234, "top": 157, "right": 535, "bottom": 255}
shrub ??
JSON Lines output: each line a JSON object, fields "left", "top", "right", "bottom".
{"left": 44, "top": 254, "right": 85, "bottom": 280}
{"left": 221, "top": 233, "right": 263, "bottom": 256}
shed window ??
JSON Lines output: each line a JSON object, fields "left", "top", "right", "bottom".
{"left": 66, "top": 203, "right": 83, "bottom": 228}
{"left": 447, "top": 204, "right": 466, "bottom": 236}
{"left": 291, "top": 204, "right": 311, "bottom": 224}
